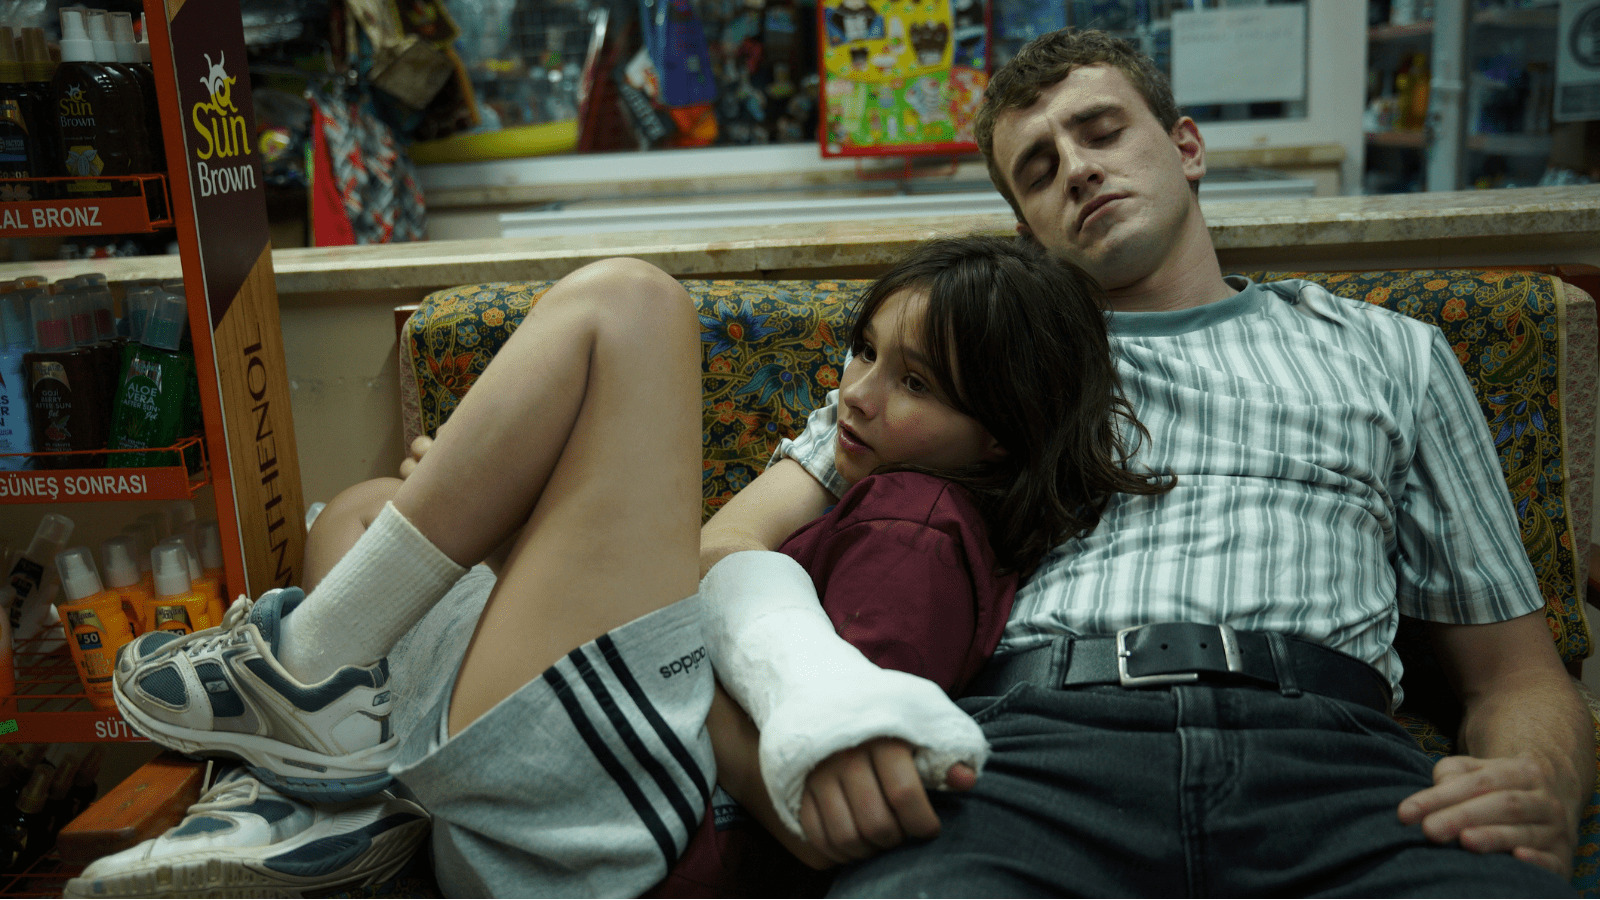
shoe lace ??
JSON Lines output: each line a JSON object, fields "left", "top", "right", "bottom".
{"left": 188, "top": 771, "right": 261, "bottom": 814}
{"left": 178, "top": 596, "right": 256, "bottom": 658}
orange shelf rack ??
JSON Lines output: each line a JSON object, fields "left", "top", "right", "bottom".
{"left": 0, "top": 174, "right": 172, "bottom": 237}
{"left": 0, "top": 639, "right": 146, "bottom": 744}
{"left": 0, "top": 437, "right": 209, "bottom": 504}
{"left": 0, "top": 852, "right": 77, "bottom": 898}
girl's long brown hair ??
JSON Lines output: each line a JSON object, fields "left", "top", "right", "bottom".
{"left": 850, "top": 234, "right": 1172, "bottom": 577}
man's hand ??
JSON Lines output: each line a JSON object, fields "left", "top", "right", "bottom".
{"left": 798, "top": 737, "right": 977, "bottom": 865}
{"left": 1399, "top": 754, "right": 1576, "bottom": 876}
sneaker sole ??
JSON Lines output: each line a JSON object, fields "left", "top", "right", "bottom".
{"left": 61, "top": 811, "right": 428, "bottom": 898}
{"left": 112, "top": 679, "right": 398, "bottom": 803}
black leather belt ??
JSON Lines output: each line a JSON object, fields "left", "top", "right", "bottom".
{"left": 967, "top": 623, "right": 1391, "bottom": 714}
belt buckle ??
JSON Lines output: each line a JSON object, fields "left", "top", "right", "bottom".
{"left": 1115, "top": 624, "right": 1243, "bottom": 687}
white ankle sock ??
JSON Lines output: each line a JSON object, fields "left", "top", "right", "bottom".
{"left": 278, "top": 502, "right": 467, "bottom": 684}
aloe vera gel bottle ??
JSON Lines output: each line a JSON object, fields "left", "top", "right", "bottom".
{"left": 108, "top": 288, "right": 191, "bottom": 468}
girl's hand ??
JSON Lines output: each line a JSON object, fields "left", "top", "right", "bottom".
{"left": 797, "top": 738, "right": 976, "bottom": 865}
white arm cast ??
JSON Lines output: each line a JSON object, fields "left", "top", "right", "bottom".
{"left": 700, "top": 550, "right": 990, "bottom": 836}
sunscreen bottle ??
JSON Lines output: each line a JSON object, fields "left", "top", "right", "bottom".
{"left": 0, "top": 27, "right": 37, "bottom": 184}
{"left": 169, "top": 530, "right": 220, "bottom": 625}
{"left": 53, "top": 547, "right": 132, "bottom": 710}
{"left": 148, "top": 543, "right": 209, "bottom": 635}
{"left": 106, "top": 12, "right": 161, "bottom": 172}
{"left": 119, "top": 521, "right": 157, "bottom": 597}
{"left": 195, "top": 519, "right": 227, "bottom": 619}
{"left": 0, "top": 291, "right": 34, "bottom": 469}
{"left": 50, "top": 6, "right": 150, "bottom": 192}
{"left": 17, "top": 28, "right": 56, "bottom": 184}
{"left": 98, "top": 536, "right": 149, "bottom": 637}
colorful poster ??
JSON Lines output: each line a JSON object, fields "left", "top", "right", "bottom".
{"left": 818, "top": 0, "right": 988, "bottom": 157}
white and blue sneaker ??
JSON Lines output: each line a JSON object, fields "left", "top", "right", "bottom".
{"left": 63, "top": 766, "right": 429, "bottom": 898}
{"left": 112, "top": 588, "right": 399, "bottom": 802}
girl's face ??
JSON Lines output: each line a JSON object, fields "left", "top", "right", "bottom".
{"left": 835, "top": 287, "right": 1004, "bottom": 485}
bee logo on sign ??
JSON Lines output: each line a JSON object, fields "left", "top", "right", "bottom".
{"left": 190, "top": 52, "right": 256, "bottom": 197}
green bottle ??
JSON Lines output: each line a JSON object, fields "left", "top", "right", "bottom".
{"left": 107, "top": 288, "right": 192, "bottom": 469}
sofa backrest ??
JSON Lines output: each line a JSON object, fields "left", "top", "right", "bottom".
{"left": 399, "top": 268, "right": 1597, "bottom": 664}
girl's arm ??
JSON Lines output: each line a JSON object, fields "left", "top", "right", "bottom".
{"left": 700, "top": 459, "right": 834, "bottom": 575}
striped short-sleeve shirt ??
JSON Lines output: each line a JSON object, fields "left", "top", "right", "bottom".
{"left": 775, "top": 278, "right": 1543, "bottom": 699}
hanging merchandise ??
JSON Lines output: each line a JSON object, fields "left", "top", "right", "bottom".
{"left": 644, "top": 0, "right": 718, "bottom": 106}
{"left": 307, "top": 82, "right": 427, "bottom": 245}
{"left": 818, "top": 0, "right": 990, "bottom": 156}
{"left": 614, "top": 0, "right": 720, "bottom": 148}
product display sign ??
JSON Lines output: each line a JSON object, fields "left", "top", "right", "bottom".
{"left": 145, "top": 0, "right": 306, "bottom": 596}
{"left": 818, "top": 0, "right": 988, "bottom": 157}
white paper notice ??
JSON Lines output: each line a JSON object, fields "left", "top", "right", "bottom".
{"left": 1556, "top": 0, "right": 1600, "bottom": 122}
{"left": 1171, "top": 4, "right": 1307, "bottom": 106}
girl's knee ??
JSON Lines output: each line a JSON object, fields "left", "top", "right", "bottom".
{"left": 553, "top": 258, "right": 697, "bottom": 334}
{"left": 318, "top": 477, "right": 403, "bottom": 531}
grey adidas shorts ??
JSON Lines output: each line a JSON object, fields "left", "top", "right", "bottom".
{"left": 385, "top": 566, "right": 715, "bottom": 897}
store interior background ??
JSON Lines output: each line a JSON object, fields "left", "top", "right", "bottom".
{"left": 5, "top": 0, "right": 1596, "bottom": 565}
{"left": 0, "top": 0, "right": 1593, "bottom": 529}
{"left": 0, "top": 0, "right": 1592, "bottom": 821}
{"left": 0, "top": 0, "right": 1592, "bottom": 262}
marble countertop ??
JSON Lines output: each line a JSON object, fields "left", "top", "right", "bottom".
{"left": 3, "top": 184, "right": 1596, "bottom": 294}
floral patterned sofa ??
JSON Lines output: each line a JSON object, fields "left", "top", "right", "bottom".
{"left": 399, "top": 268, "right": 1600, "bottom": 892}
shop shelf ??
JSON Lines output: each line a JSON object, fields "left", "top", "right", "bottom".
{"left": 0, "top": 638, "right": 146, "bottom": 744}
{"left": 1473, "top": 5, "right": 1559, "bottom": 30}
{"left": 0, "top": 438, "right": 209, "bottom": 504}
{"left": 1467, "top": 132, "right": 1554, "bottom": 157}
{"left": 0, "top": 174, "right": 172, "bottom": 237}
{"left": 1368, "top": 20, "right": 1433, "bottom": 41}
{"left": 1365, "top": 129, "right": 1428, "bottom": 149}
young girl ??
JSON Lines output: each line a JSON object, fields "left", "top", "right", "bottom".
{"left": 87, "top": 235, "right": 1168, "bottom": 898}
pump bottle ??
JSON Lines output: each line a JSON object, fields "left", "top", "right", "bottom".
{"left": 50, "top": 7, "right": 150, "bottom": 195}
{"left": 0, "top": 26, "right": 38, "bottom": 186}
{"left": 148, "top": 542, "right": 209, "bottom": 634}
{"left": 53, "top": 546, "right": 133, "bottom": 710}
{"left": 24, "top": 288, "right": 106, "bottom": 468}
{"left": 195, "top": 519, "right": 227, "bottom": 616}
{"left": 18, "top": 28, "right": 57, "bottom": 183}
{"left": 0, "top": 289, "right": 34, "bottom": 468}
{"left": 98, "top": 536, "right": 150, "bottom": 637}
{"left": 109, "top": 288, "right": 192, "bottom": 468}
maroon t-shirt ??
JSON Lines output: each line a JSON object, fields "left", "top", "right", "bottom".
{"left": 650, "top": 471, "right": 1019, "bottom": 897}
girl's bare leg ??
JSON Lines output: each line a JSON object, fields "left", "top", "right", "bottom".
{"left": 377, "top": 258, "right": 703, "bottom": 734}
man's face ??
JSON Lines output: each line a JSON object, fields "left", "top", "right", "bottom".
{"left": 990, "top": 65, "right": 1205, "bottom": 291}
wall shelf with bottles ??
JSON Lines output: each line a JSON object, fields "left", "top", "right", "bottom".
{"left": 0, "top": 175, "right": 171, "bottom": 236}
{"left": 0, "top": 438, "right": 209, "bottom": 504}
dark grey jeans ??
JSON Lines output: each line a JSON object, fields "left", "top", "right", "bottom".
{"left": 830, "top": 682, "right": 1574, "bottom": 898}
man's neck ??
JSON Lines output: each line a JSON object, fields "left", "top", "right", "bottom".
{"left": 1104, "top": 218, "right": 1236, "bottom": 313}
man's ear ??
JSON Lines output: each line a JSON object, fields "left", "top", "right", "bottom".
{"left": 1171, "top": 116, "right": 1206, "bottom": 183}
